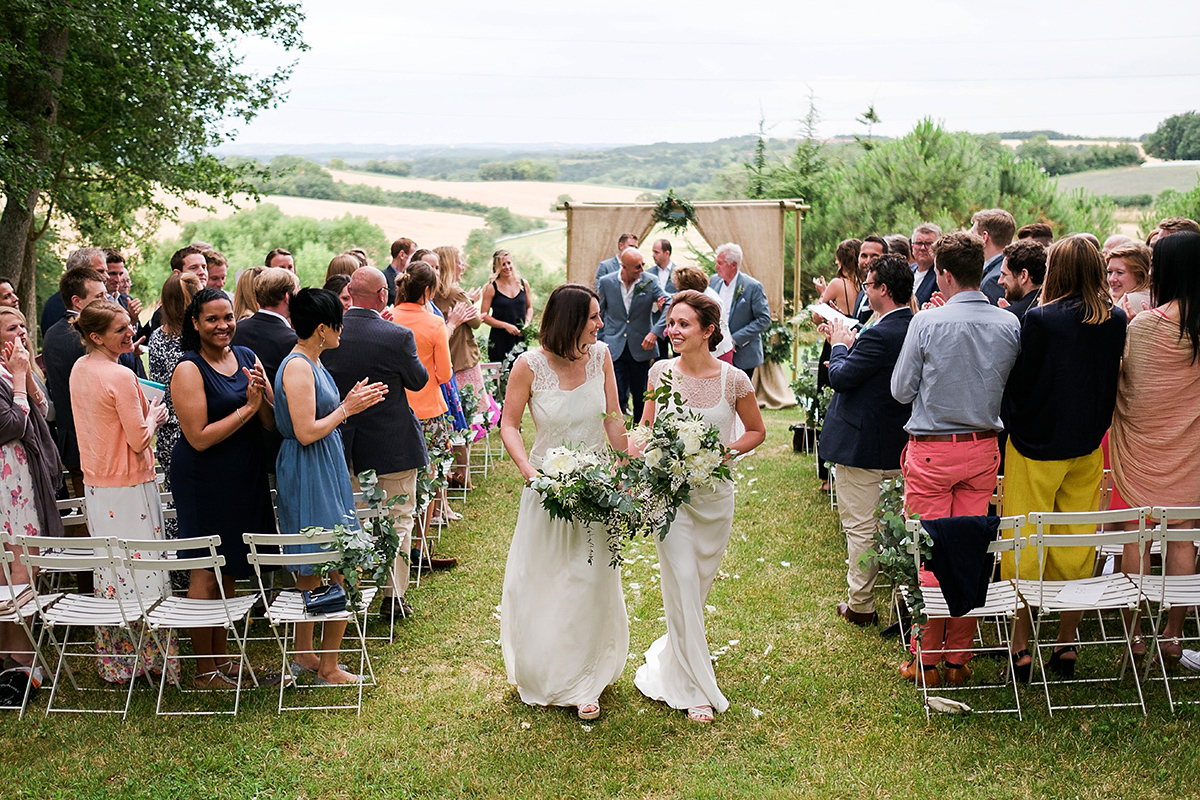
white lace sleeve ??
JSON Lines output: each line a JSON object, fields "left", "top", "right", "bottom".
{"left": 724, "top": 363, "right": 753, "bottom": 406}
{"left": 524, "top": 349, "right": 555, "bottom": 393}
{"left": 647, "top": 358, "right": 672, "bottom": 392}
{"left": 585, "top": 342, "right": 607, "bottom": 381}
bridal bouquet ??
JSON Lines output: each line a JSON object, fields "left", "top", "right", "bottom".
{"left": 624, "top": 378, "right": 734, "bottom": 540}
{"left": 530, "top": 446, "right": 638, "bottom": 567}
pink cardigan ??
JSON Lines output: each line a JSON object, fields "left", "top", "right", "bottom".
{"left": 69, "top": 354, "right": 156, "bottom": 488}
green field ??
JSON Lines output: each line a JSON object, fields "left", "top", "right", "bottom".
{"left": 1057, "top": 164, "right": 1200, "bottom": 197}
{"left": 5, "top": 409, "right": 1200, "bottom": 799}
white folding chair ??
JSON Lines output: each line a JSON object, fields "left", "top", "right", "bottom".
{"left": 903, "top": 516, "right": 1028, "bottom": 719}
{"left": 34, "top": 497, "right": 90, "bottom": 594}
{"left": 242, "top": 531, "right": 376, "bottom": 714}
{"left": 117, "top": 536, "right": 260, "bottom": 716}
{"left": 1016, "top": 508, "right": 1150, "bottom": 716}
{"left": 1141, "top": 507, "right": 1200, "bottom": 712}
{"left": 0, "top": 533, "right": 60, "bottom": 717}
{"left": 351, "top": 495, "right": 404, "bottom": 644}
{"left": 14, "top": 534, "right": 144, "bottom": 718}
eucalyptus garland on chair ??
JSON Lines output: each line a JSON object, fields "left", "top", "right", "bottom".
{"left": 299, "top": 469, "right": 407, "bottom": 608}
{"left": 861, "top": 477, "right": 930, "bottom": 635}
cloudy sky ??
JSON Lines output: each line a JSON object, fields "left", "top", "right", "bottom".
{"left": 231, "top": 0, "right": 1200, "bottom": 147}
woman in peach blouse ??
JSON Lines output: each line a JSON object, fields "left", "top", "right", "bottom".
{"left": 69, "top": 300, "right": 174, "bottom": 684}
{"left": 389, "top": 262, "right": 454, "bottom": 569}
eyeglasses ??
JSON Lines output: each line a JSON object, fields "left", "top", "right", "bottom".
{"left": 911, "top": 241, "right": 935, "bottom": 249}
{"left": 862, "top": 280, "right": 883, "bottom": 289}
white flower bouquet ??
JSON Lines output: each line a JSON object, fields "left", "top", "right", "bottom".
{"left": 623, "top": 378, "right": 734, "bottom": 540}
{"left": 529, "top": 445, "right": 637, "bottom": 567}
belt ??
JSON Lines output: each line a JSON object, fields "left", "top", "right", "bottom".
{"left": 909, "top": 430, "right": 998, "bottom": 443}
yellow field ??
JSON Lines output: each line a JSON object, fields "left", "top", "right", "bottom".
{"left": 328, "top": 169, "right": 646, "bottom": 221}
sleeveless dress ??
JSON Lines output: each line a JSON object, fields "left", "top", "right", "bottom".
{"left": 171, "top": 346, "right": 277, "bottom": 577}
{"left": 499, "top": 343, "right": 629, "bottom": 706}
{"left": 634, "top": 359, "right": 751, "bottom": 713}
{"left": 487, "top": 280, "right": 528, "bottom": 364}
{"left": 274, "top": 352, "right": 359, "bottom": 575}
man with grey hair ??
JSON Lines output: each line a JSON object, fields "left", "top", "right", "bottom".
{"left": 910, "top": 223, "right": 941, "bottom": 307}
{"left": 709, "top": 242, "right": 771, "bottom": 380}
{"left": 40, "top": 247, "right": 107, "bottom": 336}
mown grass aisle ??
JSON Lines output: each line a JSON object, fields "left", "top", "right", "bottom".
{"left": 3, "top": 410, "right": 1199, "bottom": 798}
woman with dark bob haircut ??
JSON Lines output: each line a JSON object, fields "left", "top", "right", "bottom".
{"left": 1110, "top": 231, "right": 1200, "bottom": 666}
{"left": 274, "top": 288, "right": 387, "bottom": 685}
{"left": 499, "top": 283, "right": 630, "bottom": 720}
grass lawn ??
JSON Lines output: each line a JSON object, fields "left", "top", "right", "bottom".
{"left": 3, "top": 409, "right": 1198, "bottom": 799}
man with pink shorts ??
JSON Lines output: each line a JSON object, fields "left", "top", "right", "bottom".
{"left": 890, "top": 231, "right": 1021, "bottom": 687}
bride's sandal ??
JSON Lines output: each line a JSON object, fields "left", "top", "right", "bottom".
{"left": 577, "top": 702, "right": 600, "bottom": 720}
{"left": 687, "top": 705, "right": 714, "bottom": 723}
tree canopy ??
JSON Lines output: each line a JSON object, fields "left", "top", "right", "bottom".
{"left": 0, "top": 0, "right": 306, "bottom": 325}
{"left": 1145, "top": 112, "right": 1200, "bottom": 161}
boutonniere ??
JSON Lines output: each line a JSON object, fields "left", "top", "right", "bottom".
{"left": 634, "top": 279, "right": 652, "bottom": 296}
{"left": 734, "top": 284, "right": 745, "bottom": 302}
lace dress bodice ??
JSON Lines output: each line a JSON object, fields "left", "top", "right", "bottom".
{"left": 648, "top": 359, "right": 751, "bottom": 446}
{"left": 524, "top": 344, "right": 608, "bottom": 469}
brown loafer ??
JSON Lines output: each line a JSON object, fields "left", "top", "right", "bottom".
{"left": 836, "top": 602, "right": 879, "bottom": 627}
{"left": 899, "top": 659, "right": 941, "bottom": 687}
{"left": 943, "top": 662, "right": 972, "bottom": 686}
{"left": 429, "top": 555, "right": 458, "bottom": 570}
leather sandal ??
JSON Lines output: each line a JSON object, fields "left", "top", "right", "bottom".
{"left": 1046, "top": 645, "right": 1078, "bottom": 679}
{"left": 1011, "top": 649, "right": 1033, "bottom": 684}
{"left": 193, "top": 670, "right": 237, "bottom": 690}
{"left": 577, "top": 702, "right": 600, "bottom": 720}
{"left": 1158, "top": 637, "right": 1184, "bottom": 669}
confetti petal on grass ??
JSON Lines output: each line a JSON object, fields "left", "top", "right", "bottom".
{"left": 728, "top": 639, "right": 739, "bottom": 646}
{"left": 781, "top": 561, "right": 791, "bottom": 567}
{"left": 763, "top": 643, "right": 773, "bottom": 656}
{"left": 751, "top": 707, "right": 764, "bottom": 718}
{"left": 521, "top": 722, "right": 531, "bottom": 729}
{"left": 580, "top": 725, "right": 593, "bottom": 732}
{"left": 757, "top": 557, "right": 765, "bottom": 562}
{"left": 705, "top": 604, "right": 716, "bottom": 613}
{"left": 762, "top": 674, "right": 771, "bottom": 684}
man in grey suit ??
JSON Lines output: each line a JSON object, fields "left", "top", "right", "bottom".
{"left": 709, "top": 242, "right": 771, "bottom": 380}
{"left": 597, "top": 247, "right": 668, "bottom": 421}
{"left": 321, "top": 267, "right": 431, "bottom": 619}
{"left": 594, "top": 232, "right": 639, "bottom": 286}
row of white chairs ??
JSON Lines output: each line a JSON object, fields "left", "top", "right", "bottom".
{"left": 900, "top": 506, "right": 1200, "bottom": 719}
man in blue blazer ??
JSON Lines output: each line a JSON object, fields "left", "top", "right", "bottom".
{"left": 597, "top": 247, "right": 667, "bottom": 421}
{"left": 593, "top": 232, "right": 639, "bottom": 287}
{"left": 322, "top": 267, "right": 432, "bottom": 618}
{"left": 646, "top": 238, "right": 678, "bottom": 360}
{"left": 818, "top": 254, "right": 915, "bottom": 627}
{"left": 709, "top": 242, "right": 771, "bottom": 379}
{"left": 910, "top": 224, "right": 941, "bottom": 308}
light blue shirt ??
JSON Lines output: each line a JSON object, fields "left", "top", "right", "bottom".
{"left": 890, "top": 290, "right": 1021, "bottom": 435}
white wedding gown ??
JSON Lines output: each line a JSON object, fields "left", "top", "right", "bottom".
{"left": 634, "top": 359, "right": 751, "bottom": 713}
{"left": 500, "top": 343, "right": 629, "bottom": 706}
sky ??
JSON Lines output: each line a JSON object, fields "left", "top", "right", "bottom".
{"left": 229, "top": 0, "right": 1200, "bottom": 148}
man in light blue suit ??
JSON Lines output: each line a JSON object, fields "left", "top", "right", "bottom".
{"left": 594, "top": 232, "right": 639, "bottom": 286}
{"left": 709, "top": 242, "right": 771, "bottom": 380}
{"left": 597, "top": 247, "right": 668, "bottom": 421}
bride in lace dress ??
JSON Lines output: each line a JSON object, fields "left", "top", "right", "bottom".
{"left": 633, "top": 290, "right": 765, "bottom": 723}
{"left": 499, "top": 284, "right": 630, "bottom": 720}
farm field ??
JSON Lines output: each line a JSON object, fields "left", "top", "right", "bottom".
{"left": 328, "top": 169, "right": 647, "bottom": 221}
{"left": 155, "top": 192, "right": 486, "bottom": 250}
{"left": 1056, "top": 164, "right": 1200, "bottom": 197}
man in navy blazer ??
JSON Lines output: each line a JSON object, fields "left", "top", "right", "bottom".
{"left": 322, "top": 267, "right": 431, "bottom": 618}
{"left": 593, "top": 232, "right": 639, "bottom": 287}
{"left": 231, "top": 267, "right": 298, "bottom": 385}
{"left": 709, "top": 242, "right": 771, "bottom": 379}
{"left": 818, "top": 255, "right": 915, "bottom": 627}
{"left": 910, "top": 224, "right": 941, "bottom": 308}
{"left": 597, "top": 247, "right": 667, "bottom": 421}
{"left": 645, "top": 238, "right": 677, "bottom": 360}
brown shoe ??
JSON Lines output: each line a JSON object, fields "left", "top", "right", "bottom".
{"left": 429, "top": 555, "right": 458, "bottom": 570}
{"left": 943, "top": 662, "right": 972, "bottom": 686}
{"left": 899, "top": 659, "right": 941, "bottom": 687}
{"left": 836, "top": 602, "right": 879, "bottom": 627}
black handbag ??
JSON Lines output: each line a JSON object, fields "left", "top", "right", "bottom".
{"left": 301, "top": 582, "right": 347, "bottom": 615}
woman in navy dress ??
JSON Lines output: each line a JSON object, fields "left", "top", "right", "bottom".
{"left": 171, "top": 288, "right": 277, "bottom": 688}
{"left": 275, "top": 288, "right": 386, "bottom": 685}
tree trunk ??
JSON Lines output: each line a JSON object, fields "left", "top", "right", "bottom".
{"left": 0, "top": 20, "right": 68, "bottom": 326}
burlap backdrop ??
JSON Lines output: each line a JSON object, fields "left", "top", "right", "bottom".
{"left": 564, "top": 205, "right": 656, "bottom": 287}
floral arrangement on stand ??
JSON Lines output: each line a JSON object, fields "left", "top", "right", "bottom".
{"left": 299, "top": 469, "right": 406, "bottom": 608}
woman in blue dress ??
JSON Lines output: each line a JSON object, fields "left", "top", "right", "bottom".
{"left": 275, "top": 288, "right": 387, "bottom": 685}
{"left": 171, "top": 288, "right": 278, "bottom": 688}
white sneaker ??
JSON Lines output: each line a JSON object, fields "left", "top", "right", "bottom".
{"left": 1180, "top": 649, "right": 1200, "bottom": 672}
